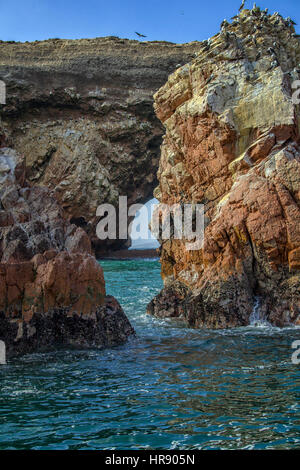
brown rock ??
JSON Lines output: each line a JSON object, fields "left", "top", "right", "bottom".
{"left": 0, "top": 149, "right": 135, "bottom": 355}
{"left": 65, "top": 226, "right": 92, "bottom": 255}
{"left": 0, "top": 38, "right": 202, "bottom": 254}
{"left": 149, "top": 9, "right": 300, "bottom": 328}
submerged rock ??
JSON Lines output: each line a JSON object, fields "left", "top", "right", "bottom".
{"left": 148, "top": 9, "right": 300, "bottom": 328}
{"left": 0, "top": 149, "right": 135, "bottom": 356}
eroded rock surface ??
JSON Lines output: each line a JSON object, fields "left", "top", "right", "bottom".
{"left": 148, "top": 9, "right": 300, "bottom": 328}
{"left": 0, "top": 37, "right": 201, "bottom": 254}
{"left": 0, "top": 149, "right": 134, "bottom": 356}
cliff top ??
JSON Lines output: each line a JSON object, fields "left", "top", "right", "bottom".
{"left": 0, "top": 36, "right": 200, "bottom": 68}
{"left": 0, "top": 36, "right": 202, "bottom": 99}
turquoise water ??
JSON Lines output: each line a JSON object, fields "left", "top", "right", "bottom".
{"left": 0, "top": 259, "right": 300, "bottom": 450}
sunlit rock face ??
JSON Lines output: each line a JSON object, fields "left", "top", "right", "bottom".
{"left": 148, "top": 9, "right": 300, "bottom": 328}
{"left": 0, "top": 37, "right": 201, "bottom": 255}
{"left": 0, "top": 149, "right": 135, "bottom": 357}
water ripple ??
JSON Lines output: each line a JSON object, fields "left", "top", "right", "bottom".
{"left": 0, "top": 260, "right": 299, "bottom": 449}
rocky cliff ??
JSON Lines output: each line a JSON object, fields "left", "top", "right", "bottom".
{"left": 0, "top": 148, "right": 134, "bottom": 356}
{"left": 0, "top": 37, "right": 200, "bottom": 254}
{"left": 0, "top": 35, "right": 202, "bottom": 356}
{"left": 148, "top": 8, "right": 300, "bottom": 328}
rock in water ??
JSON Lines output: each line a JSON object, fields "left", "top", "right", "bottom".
{"left": 148, "top": 9, "right": 300, "bottom": 328}
{"left": 0, "top": 148, "right": 135, "bottom": 357}
{"left": 0, "top": 292, "right": 135, "bottom": 357}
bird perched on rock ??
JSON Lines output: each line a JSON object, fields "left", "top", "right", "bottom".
{"left": 252, "top": 3, "right": 261, "bottom": 15}
{"left": 135, "top": 32, "right": 147, "bottom": 38}
{"left": 221, "top": 30, "right": 230, "bottom": 40}
{"left": 271, "top": 59, "right": 279, "bottom": 68}
{"left": 221, "top": 19, "right": 229, "bottom": 29}
{"left": 239, "top": 0, "right": 246, "bottom": 11}
{"left": 286, "top": 17, "right": 297, "bottom": 25}
{"left": 206, "top": 74, "right": 215, "bottom": 84}
{"left": 202, "top": 40, "right": 210, "bottom": 51}
{"left": 272, "top": 12, "right": 281, "bottom": 23}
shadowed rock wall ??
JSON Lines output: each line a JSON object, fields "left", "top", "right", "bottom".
{"left": 0, "top": 37, "right": 201, "bottom": 254}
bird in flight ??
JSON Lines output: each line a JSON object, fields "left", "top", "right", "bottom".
{"left": 135, "top": 32, "right": 147, "bottom": 38}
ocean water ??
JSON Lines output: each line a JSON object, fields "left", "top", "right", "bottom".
{"left": 0, "top": 259, "right": 300, "bottom": 450}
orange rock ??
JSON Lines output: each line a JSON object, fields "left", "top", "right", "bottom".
{"left": 289, "top": 248, "right": 300, "bottom": 272}
{"left": 149, "top": 10, "right": 300, "bottom": 328}
{"left": 0, "top": 150, "right": 134, "bottom": 355}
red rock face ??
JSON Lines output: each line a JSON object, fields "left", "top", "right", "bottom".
{"left": 0, "top": 251, "right": 106, "bottom": 324}
{"left": 148, "top": 9, "right": 300, "bottom": 328}
{"left": 0, "top": 148, "right": 134, "bottom": 356}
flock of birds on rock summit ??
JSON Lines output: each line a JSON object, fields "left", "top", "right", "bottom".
{"left": 134, "top": 2, "right": 298, "bottom": 44}
{"left": 191, "top": 0, "right": 300, "bottom": 76}
{"left": 232, "top": 1, "right": 297, "bottom": 33}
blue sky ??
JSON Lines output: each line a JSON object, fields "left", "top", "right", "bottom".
{"left": 130, "top": 199, "right": 160, "bottom": 249}
{"left": 0, "top": 0, "right": 299, "bottom": 44}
